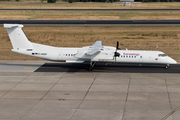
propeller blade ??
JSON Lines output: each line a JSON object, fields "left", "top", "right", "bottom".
{"left": 116, "top": 41, "right": 119, "bottom": 50}
{"left": 114, "top": 41, "right": 120, "bottom": 62}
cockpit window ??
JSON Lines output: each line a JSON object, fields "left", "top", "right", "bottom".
{"left": 158, "top": 54, "right": 167, "bottom": 57}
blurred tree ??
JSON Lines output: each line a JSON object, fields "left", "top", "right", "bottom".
{"left": 47, "top": 0, "right": 56, "bottom": 3}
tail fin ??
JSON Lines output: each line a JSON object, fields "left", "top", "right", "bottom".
{"left": 4, "top": 24, "right": 33, "bottom": 50}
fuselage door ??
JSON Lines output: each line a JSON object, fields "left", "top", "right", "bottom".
{"left": 139, "top": 56, "right": 143, "bottom": 63}
{"left": 57, "top": 52, "right": 62, "bottom": 60}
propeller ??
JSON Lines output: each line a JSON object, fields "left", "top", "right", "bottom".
{"left": 114, "top": 41, "right": 120, "bottom": 62}
{"left": 116, "top": 41, "right": 119, "bottom": 50}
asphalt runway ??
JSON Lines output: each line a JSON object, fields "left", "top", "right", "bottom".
{"left": 1, "top": 20, "right": 180, "bottom": 25}
{"left": 1, "top": 9, "right": 180, "bottom": 11}
{"left": 0, "top": 61, "right": 180, "bottom": 120}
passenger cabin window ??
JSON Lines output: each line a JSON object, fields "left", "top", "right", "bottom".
{"left": 65, "top": 54, "right": 74, "bottom": 56}
{"left": 158, "top": 54, "right": 167, "bottom": 57}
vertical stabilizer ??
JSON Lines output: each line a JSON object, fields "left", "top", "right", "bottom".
{"left": 4, "top": 24, "right": 33, "bottom": 49}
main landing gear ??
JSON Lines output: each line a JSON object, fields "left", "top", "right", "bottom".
{"left": 89, "top": 62, "right": 96, "bottom": 71}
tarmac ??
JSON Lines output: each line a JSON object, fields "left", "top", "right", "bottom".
{"left": 1, "top": 20, "right": 180, "bottom": 26}
{"left": 0, "top": 61, "right": 180, "bottom": 120}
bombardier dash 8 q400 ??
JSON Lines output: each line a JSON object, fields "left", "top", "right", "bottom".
{"left": 4, "top": 24, "right": 177, "bottom": 71}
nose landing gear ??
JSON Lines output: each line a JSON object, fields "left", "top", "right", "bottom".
{"left": 165, "top": 64, "right": 169, "bottom": 69}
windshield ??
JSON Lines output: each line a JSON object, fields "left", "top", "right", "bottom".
{"left": 158, "top": 54, "right": 167, "bottom": 57}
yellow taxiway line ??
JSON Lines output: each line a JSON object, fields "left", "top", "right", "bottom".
{"left": 162, "top": 106, "right": 180, "bottom": 120}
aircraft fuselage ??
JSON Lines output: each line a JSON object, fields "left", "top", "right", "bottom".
{"left": 12, "top": 43, "right": 176, "bottom": 65}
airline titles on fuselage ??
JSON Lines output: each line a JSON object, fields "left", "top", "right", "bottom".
{"left": 123, "top": 53, "right": 140, "bottom": 56}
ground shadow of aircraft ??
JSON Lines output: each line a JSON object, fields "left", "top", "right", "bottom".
{"left": 34, "top": 63, "right": 180, "bottom": 73}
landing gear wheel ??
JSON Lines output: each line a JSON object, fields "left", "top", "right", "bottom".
{"left": 88, "top": 67, "right": 93, "bottom": 71}
{"left": 165, "top": 65, "right": 169, "bottom": 69}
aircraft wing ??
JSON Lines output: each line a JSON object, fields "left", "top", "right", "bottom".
{"left": 86, "top": 41, "right": 103, "bottom": 56}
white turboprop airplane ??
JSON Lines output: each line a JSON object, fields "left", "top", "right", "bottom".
{"left": 4, "top": 24, "right": 177, "bottom": 70}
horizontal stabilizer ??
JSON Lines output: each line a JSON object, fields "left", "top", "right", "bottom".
{"left": 4, "top": 24, "right": 23, "bottom": 28}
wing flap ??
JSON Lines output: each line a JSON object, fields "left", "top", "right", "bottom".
{"left": 86, "top": 50, "right": 100, "bottom": 56}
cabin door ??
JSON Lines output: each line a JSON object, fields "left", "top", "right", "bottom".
{"left": 139, "top": 56, "right": 143, "bottom": 63}
{"left": 57, "top": 52, "right": 62, "bottom": 60}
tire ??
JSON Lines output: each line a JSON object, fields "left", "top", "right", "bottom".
{"left": 88, "top": 67, "right": 93, "bottom": 71}
{"left": 165, "top": 65, "right": 168, "bottom": 69}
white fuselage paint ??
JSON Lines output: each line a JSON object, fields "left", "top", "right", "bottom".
{"left": 12, "top": 42, "right": 177, "bottom": 65}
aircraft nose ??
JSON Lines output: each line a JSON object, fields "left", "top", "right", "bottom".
{"left": 167, "top": 57, "right": 177, "bottom": 64}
